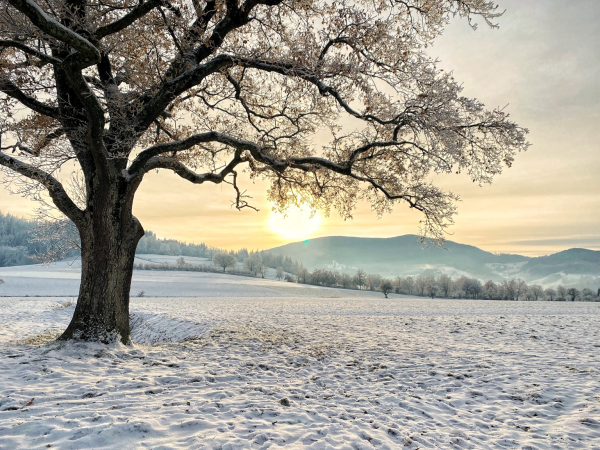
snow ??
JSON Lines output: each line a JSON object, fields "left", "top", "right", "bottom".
{"left": 0, "top": 255, "right": 286, "bottom": 297}
{"left": 1, "top": 271, "right": 600, "bottom": 448}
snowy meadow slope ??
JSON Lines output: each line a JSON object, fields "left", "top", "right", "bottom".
{"left": 1, "top": 270, "right": 600, "bottom": 449}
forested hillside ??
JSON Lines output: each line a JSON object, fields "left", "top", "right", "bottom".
{"left": 0, "top": 213, "right": 46, "bottom": 266}
{"left": 266, "top": 235, "right": 529, "bottom": 280}
{"left": 264, "top": 236, "right": 600, "bottom": 289}
{"left": 0, "top": 212, "right": 248, "bottom": 267}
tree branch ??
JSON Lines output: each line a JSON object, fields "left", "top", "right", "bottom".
{"left": 0, "top": 40, "right": 62, "bottom": 65}
{"left": 0, "top": 151, "right": 84, "bottom": 224}
{"left": 129, "top": 131, "right": 262, "bottom": 175}
{"left": 132, "top": 0, "right": 285, "bottom": 131}
{"left": 7, "top": 0, "right": 100, "bottom": 64}
{"left": 94, "top": 0, "right": 165, "bottom": 39}
{"left": 141, "top": 150, "right": 244, "bottom": 184}
{"left": 133, "top": 51, "right": 401, "bottom": 133}
{"left": 0, "top": 77, "right": 60, "bottom": 119}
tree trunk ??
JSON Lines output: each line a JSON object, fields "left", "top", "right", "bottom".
{"left": 59, "top": 214, "right": 144, "bottom": 344}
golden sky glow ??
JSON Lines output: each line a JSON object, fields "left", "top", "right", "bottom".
{"left": 268, "top": 207, "right": 322, "bottom": 241}
{"left": 1, "top": 0, "right": 598, "bottom": 256}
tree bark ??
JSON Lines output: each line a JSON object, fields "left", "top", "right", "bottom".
{"left": 59, "top": 212, "right": 144, "bottom": 344}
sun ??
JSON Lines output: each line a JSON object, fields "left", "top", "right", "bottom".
{"left": 268, "top": 206, "right": 322, "bottom": 241}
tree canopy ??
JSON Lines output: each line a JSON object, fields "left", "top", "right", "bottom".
{"left": 1, "top": 0, "right": 527, "bottom": 240}
{"left": 0, "top": 0, "right": 528, "bottom": 342}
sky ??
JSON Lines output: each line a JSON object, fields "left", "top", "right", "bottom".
{"left": 1, "top": 0, "right": 598, "bottom": 256}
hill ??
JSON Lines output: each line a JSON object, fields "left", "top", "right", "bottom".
{"left": 0, "top": 212, "right": 48, "bottom": 266}
{"left": 265, "top": 235, "right": 528, "bottom": 279}
{"left": 265, "top": 235, "right": 600, "bottom": 289}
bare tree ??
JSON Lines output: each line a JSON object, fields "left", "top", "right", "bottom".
{"left": 392, "top": 276, "right": 404, "bottom": 294}
{"left": 581, "top": 288, "right": 595, "bottom": 302}
{"left": 529, "top": 284, "right": 543, "bottom": 301}
{"left": 297, "top": 267, "right": 309, "bottom": 284}
{"left": 503, "top": 279, "right": 517, "bottom": 300}
{"left": 29, "top": 205, "right": 81, "bottom": 264}
{"left": 403, "top": 276, "right": 415, "bottom": 296}
{"left": 366, "top": 273, "right": 382, "bottom": 292}
{"left": 379, "top": 279, "right": 393, "bottom": 299}
{"left": 454, "top": 276, "right": 468, "bottom": 298}
{"left": 243, "top": 256, "right": 260, "bottom": 276}
{"left": 415, "top": 274, "right": 428, "bottom": 296}
{"left": 0, "top": 0, "right": 528, "bottom": 342}
{"left": 257, "top": 262, "right": 268, "bottom": 279}
{"left": 566, "top": 288, "right": 580, "bottom": 302}
{"left": 556, "top": 285, "right": 567, "bottom": 301}
{"left": 516, "top": 279, "right": 528, "bottom": 301}
{"left": 213, "top": 252, "right": 237, "bottom": 272}
{"left": 463, "top": 277, "right": 482, "bottom": 299}
{"left": 483, "top": 280, "right": 497, "bottom": 299}
{"left": 353, "top": 269, "right": 367, "bottom": 291}
{"left": 275, "top": 267, "right": 284, "bottom": 281}
{"left": 544, "top": 288, "right": 556, "bottom": 301}
{"left": 340, "top": 273, "right": 354, "bottom": 289}
{"left": 437, "top": 274, "right": 453, "bottom": 298}
{"left": 425, "top": 276, "right": 437, "bottom": 299}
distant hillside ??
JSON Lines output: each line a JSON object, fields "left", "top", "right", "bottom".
{"left": 265, "top": 235, "right": 600, "bottom": 289}
{"left": 521, "top": 248, "right": 600, "bottom": 277}
{"left": 265, "top": 235, "right": 527, "bottom": 279}
{"left": 0, "top": 212, "right": 49, "bottom": 266}
{"left": 0, "top": 211, "right": 246, "bottom": 267}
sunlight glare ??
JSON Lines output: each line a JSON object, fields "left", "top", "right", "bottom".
{"left": 267, "top": 206, "right": 322, "bottom": 240}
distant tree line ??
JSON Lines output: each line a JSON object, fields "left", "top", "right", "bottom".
{"left": 0, "top": 212, "right": 78, "bottom": 266}
{"left": 389, "top": 274, "right": 598, "bottom": 302}
{"left": 135, "top": 232, "right": 302, "bottom": 275}
{"left": 135, "top": 230, "right": 252, "bottom": 260}
{"left": 134, "top": 256, "right": 252, "bottom": 278}
{"left": 0, "top": 212, "right": 254, "bottom": 267}
{"left": 134, "top": 252, "right": 298, "bottom": 282}
{"left": 1, "top": 212, "right": 597, "bottom": 301}
{"left": 291, "top": 266, "right": 600, "bottom": 302}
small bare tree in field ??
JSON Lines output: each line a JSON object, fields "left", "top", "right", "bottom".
{"left": 415, "top": 274, "right": 428, "bottom": 296}
{"left": 425, "top": 276, "right": 437, "bottom": 299}
{"left": 544, "top": 288, "right": 556, "bottom": 301}
{"left": 275, "top": 267, "right": 284, "bottom": 281}
{"left": 403, "top": 277, "right": 415, "bottom": 296}
{"left": 529, "top": 284, "right": 543, "bottom": 301}
{"left": 0, "top": 0, "right": 528, "bottom": 342}
{"left": 213, "top": 252, "right": 237, "bottom": 272}
{"left": 353, "top": 269, "right": 367, "bottom": 290}
{"left": 297, "top": 267, "right": 309, "bottom": 284}
{"left": 566, "top": 288, "right": 580, "bottom": 302}
{"left": 379, "top": 279, "right": 393, "bottom": 299}
{"left": 437, "top": 274, "right": 453, "bottom": 298}
{"left": 257, "top": 262, "right": 268, "bottom": 279}
{"left": 243, "top": 256, "right": 260, "bottom": 276}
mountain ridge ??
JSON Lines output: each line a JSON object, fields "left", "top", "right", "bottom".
{"left": 265, "top": 235, "right": 599, "bottom": 289}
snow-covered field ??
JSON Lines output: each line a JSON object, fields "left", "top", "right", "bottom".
{"left": 1, "top": 271, "right": 600, "bottom": 449}
{"left": 0, "top": 257, "right": 285, "bottom": 297}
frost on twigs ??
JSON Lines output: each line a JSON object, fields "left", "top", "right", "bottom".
{"left": 0, "top": 0, "right": 528, "bottom": 246}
